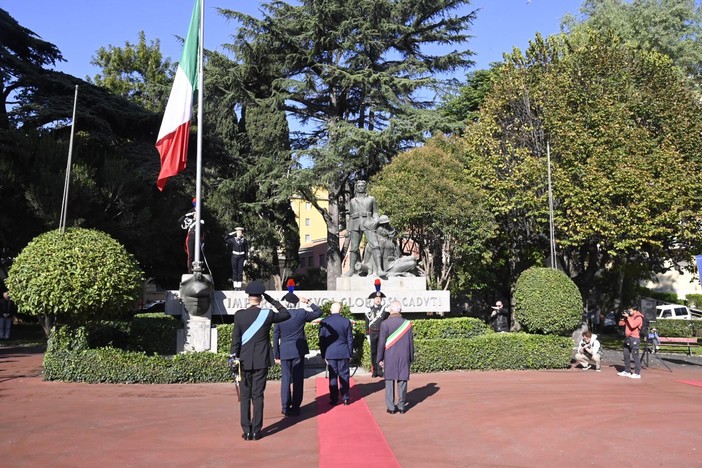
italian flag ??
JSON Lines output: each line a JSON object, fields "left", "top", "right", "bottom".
{"left": 155, "top": 0, "right": 201, "bottom": 191}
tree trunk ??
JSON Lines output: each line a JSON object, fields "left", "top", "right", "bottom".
{"left": 325, "top": 191, "right": 342, "bottom": 290}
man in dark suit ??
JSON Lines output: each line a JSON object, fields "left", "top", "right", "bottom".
{"left": 377, "top": 300, "right": 414, "bottom": 414}
{"left": 231, "top": 281, "right": 290, "bottom": 441}
{"left": 273, "top": 292, "right": 322, "bottom": 416}
{"left": 319, "top": 302, "right": 354, "bottom": 406}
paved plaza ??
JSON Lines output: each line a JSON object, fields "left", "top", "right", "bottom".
{"left": 1, "top": 345, "right": 701, "bottom": 467}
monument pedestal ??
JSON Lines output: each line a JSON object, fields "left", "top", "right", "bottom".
{"left": 336, "top": 276, "right": 427, "bottom": 292}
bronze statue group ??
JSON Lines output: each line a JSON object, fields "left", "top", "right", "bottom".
{"left": 230, "top": 280, "right": 414, "bottom": 441}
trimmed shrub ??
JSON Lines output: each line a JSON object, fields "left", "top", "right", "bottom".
{"left": 6, "top": 228, "right": 144, "bottom": 326}
{"left": 412, "top": 333, "right": 573, "bottom": 372}
{"left": 411, "top": 317, "right": 492, "bottom": 339}
{"left": 46, "top": 325, "right": 89, "bottom": 353}
{"left": 130, "top": 313, "right": 179, "bottom": 355}
{"left": 514, "top": 267, "right": 583, "bottom": 335}
{"left": 653, "top": 319, "right": 696, "bottom": 338}
{"left": 86, "top": 321, "right": 131, "bottom": 349}
{"left": 685, "top": 294, "right": 702, "bottom": 309}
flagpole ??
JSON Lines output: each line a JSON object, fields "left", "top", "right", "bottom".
{"left": 59, "top": 85, "right": 79, "bottom": 232}
{"left": 193, "top": 0, "right": 204, "bottom": 269}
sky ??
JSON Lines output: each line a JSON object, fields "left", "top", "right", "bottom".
{"left": 5, "top": 0, "right": 584, "bottom": 81}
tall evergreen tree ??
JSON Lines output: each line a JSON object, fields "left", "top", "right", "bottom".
{"left": 220, "top": 0, "right": 477, "bottom": 288}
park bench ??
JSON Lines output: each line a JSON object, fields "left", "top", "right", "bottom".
{"left": 658, "top": 337, "right": 699, "bottom": 356}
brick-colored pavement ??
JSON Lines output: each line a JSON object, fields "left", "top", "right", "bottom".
{"left": 1, "top": 345, "right": 701, "bottom": 467}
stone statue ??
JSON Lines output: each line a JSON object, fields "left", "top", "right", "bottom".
{"left": 345, "top": 180, "right": 384, "bottom": 277}
{"left": 359, "top": 214, "right": 423, "bottom": 277}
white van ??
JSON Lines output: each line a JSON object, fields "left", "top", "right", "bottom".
{"left": 655, "top": 304, "right": 692, "bottom": 320}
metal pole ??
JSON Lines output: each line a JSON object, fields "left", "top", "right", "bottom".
{"left": 193, "top": 0, "right": 204, "bottom": 269}
{"left": 547, "top": 140, "right": 556, "bottom": 268}
{"left": 60, "top": 85, "right": 79, "bottom": 232}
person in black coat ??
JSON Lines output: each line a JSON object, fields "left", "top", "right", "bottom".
{"left": 319, "top": 302, "right": 354, "bottom": 405}
{"left": 273, "top": 288, "right": 322, "bottom": 416}
{"left": 366, "top": 285, "right": 389, "bottom": 377}
{"left": 489, "top": 300, "right": 510, "bottom": 332}
{"left": 0, "top": 291, "right": 16, "bottom": 340}
{"left": 231, "top": 281, "right": 290, "bottom": 441}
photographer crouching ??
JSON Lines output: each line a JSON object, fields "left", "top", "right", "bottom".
{"left": 575, "top": 330, "right": 601, "bottom": 372}
{"left": 618, "top": 308, "right": 644, "bottom": 379}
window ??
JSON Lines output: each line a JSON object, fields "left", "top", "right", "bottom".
{"left": 305, "top": 218, "right": 310, "bottom": 226}
{"left": 305, "top": 234, "right": 311, "bottom": 243}
{"left": 300, "top": 257, "right": 306, "bottom": 267}
{"left": 308, "top": 256, "right": 314, "bottom": 267}
{"left": 319, "top": 254, "right": 325, "bottom": 267}
{"left": 305, "top": 202, "right": 311, "bottom": 210}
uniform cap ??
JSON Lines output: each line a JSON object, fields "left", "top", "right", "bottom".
{"left": 244, "top": 280, "right": 266, "bottom": 296}
{"left": 368, "top": 291, "right": 386, "bottom": 299}
{"left": 282, "top": 292, "right": 299, "bottom": 304}
{"left": 235, "top": 227, "right": 244, "bottom": 231}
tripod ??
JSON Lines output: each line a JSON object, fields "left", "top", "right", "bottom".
{"left": 641, "top": 337, "right": 671, "bottom": 372}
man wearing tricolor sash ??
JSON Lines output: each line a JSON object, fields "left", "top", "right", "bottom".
{"left": 377, "top": 300, "right": 414, "bottom": 414}
{"left": 231, "top": 280, "right": 290, "bottom": 441}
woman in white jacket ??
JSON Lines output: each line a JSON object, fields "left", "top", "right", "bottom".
{"left": 575, "top": 330, "right": 601, "bottom": 372}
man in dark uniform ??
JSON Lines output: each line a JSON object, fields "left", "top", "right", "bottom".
{"left": 273, "top": 283, "right": 322, "bottom": 416}
{"left": 231, "top": 280, "right": 290, "bottom": 441}
{"left": 223, "top": 227, "right": 247, "bottom": 290}
{"left": 366, "top": 281, "right": 389, "bottom": 377}
{"left": 319, "top": 302, "right": 353, "bottom": 406}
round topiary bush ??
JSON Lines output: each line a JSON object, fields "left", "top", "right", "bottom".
{"left": 514, "top": 266, "right": 582, "bottom": 335}
{"left": 6, "top": 228, "right": 144, "bottom": 331}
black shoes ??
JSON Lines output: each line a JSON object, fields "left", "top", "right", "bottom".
{"left": 242, "top": 432, "right": 252, "bottom": 441}
{"left": 343, "top": 399, "right": 350, "bottom": 406}
{"left": 329, "top": 399, "right": 337, "bottom": 406}
{"left": 386, "top": 408, "right": 397, "bottom": 414}
{"left": 252, "top": 433, "right": 261, "bottom": 440}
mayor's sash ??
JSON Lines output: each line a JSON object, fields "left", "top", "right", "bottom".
{"left": 385, "top": 319, "right": 411, "bottom": 349}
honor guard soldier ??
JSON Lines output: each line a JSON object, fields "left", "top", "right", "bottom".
{"left": 231, "top": 280, "right": 290, "bottom": 441}
{"left": 366, "top": 279, "right": 389, "bottom": 377}
{"left": 224, "top": 227, "right": 248, "bottom": 290}
{"left": 273, "top": 279, "right": 323, "bottom": 416}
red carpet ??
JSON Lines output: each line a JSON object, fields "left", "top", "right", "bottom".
{"left": 676, "top": 380, "right": 702, "bottom": 388}
{"left": 316, "top": 377, "right": 400, "bottom": 467}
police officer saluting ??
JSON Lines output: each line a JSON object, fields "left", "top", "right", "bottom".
{"left": 273, "top": 280, "right": 323, "bottom": 416}
{"left": 231, "top": 280, "right": 290, "bottom": 441}
{"left": 366, "top": 279, "right": 389, "bottom": 378}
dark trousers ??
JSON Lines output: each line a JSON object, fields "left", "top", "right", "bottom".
{"left": 232, "top": 255, "right": 245, "bottom": 281}
{"left": 280, "top": 357, "right": 304, "bottom": 411}
{"left": 327, "top": 358, "right": 350, "bottom": 403}
{"left": 369, "top": 332, "right": 383, "bottom": 376}
{"left": 623, "top": 337, "right": 641, "bottom": 375}
{"left": 240, "top": 368, "right": 268, "bottom": 434}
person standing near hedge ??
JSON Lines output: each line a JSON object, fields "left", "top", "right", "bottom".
{"left": 618, "top": 307, "right": 643, "bottom": 379}
{"left": 231, "top": 280, "right": 290, "bottom": 441}
{"left": 366, "top": 281, "right": 389, "bottom": 377}
{"left": 273, "top": 282, "right": 322, "bottom": 417}
{"left": 319, "top": 302, "right": 353, "bottom": 406}
{"left": 377, "top": 300, "right": 414, "bottom": 414}
{"left": 489, "top": 300, "right": 509, "bottom": 332}
{"left": 0, "top": 291, "right": 16, "bottom": 340}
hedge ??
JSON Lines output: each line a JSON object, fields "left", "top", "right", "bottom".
{"left": 43, "top": 332, "right": 572, "bottom": 383}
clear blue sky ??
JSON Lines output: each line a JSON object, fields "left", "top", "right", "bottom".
{"left": 6, "top": 0, "right": 582, "bottom": 80}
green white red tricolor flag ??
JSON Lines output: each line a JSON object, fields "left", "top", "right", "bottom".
{"left": 155, "top": 0, "right": 201, "bottom": 191}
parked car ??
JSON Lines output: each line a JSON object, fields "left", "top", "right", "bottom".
{"left": 655, "top": 304, "right": 692, "bottom": 320}
{"left": 134, "top": 300, "right": 165, "bottom": 314}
